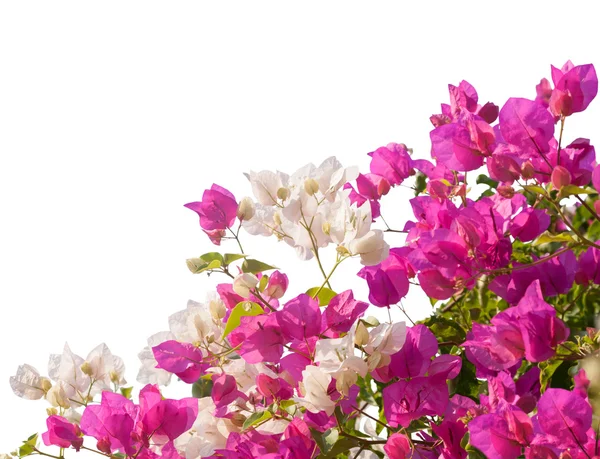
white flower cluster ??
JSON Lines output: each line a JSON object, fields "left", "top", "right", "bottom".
{"left": 10, "top": 343, "right": 126, "bottom": 418}
{"left": 137, "top": 294, "right": 227, "bottom": 386}
{"left": 241, "top": 157, "right": 389, "bottom": 265}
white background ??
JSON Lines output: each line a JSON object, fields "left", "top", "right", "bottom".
{"left": 1, "top": 1, "right": 599, "bottom": 454}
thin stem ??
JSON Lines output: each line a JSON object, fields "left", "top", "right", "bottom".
{"left": 252, "top": 289, "right": 277, "bottom": 312}
{"left": 575, "top": 195, "right": 600, "bottom": 225}
{"left": 557, "top": 116, "right": 565, "bottom": 165}
{"left": 228, "top": 226, "right": 245, "bottom": 253}
{"left": 311, "top": 256, "right": 347, "bottom": 299}
{"left": 33, "top": 449, "right": 62, "bottom": 459}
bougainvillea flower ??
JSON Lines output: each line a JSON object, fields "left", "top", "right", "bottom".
{"left": 184, "top": 184, "right": 238, "bottom": 231}
{"left": 499, "top": 97, "right": 555, "bottom": 156}
{"left": 469, "top": 401, "right": 533, "bottom": 459}
{"left": 549, "top": 62, "right": 598, "bottom": 116}
{"left": 152, "top": 340, "right": 206, "bottom": 383}
{"left": 228, "top": 314, "right": 284, "bottom": 364}
{"left": 384, "top": 433, "right": 412, "bottom": 459}
{"left": 323, "top": 290, "right": 368, "bottom": 333}
{"left": 368, "top": 143, "right": 414, "bottom": 186}
{"left": 509, "top": 208, "right": 550, "bottom": 242}
{"left": 276, "top": 294, "right": 321, "bottom": 341}
{"left": 42, "top": 415, "right": 83, "bottom": 451}
{"left": 357, "top": 247, "right": 411, "bottom": 307}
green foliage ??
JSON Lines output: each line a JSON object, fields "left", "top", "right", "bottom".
{"left": 306, "top": 286, "right": 338, "bottom": 306}
{"left": 222, "top": 301, "right": 264, "bottom": 337}
{"left": 242, "top": 411, "right": 272, "bottom": 430}
{"left": 192, "top": 377, "right": 213, "bottom": 398}
{"left": 18, "top": 434, "right": 38, "bottom": 458}
{"left": 241, "top": 258, "right": 278, "bottom": 274}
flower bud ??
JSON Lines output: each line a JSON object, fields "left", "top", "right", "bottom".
{"left": 354, "top": 322, "right": 370, "bottom": 347}
{"left": 46, "top": 407, "right": 58, "bottom": 416}
{"left": 230, "top": 412, "right": 247, "bottom": 427}
{"left": 110, "top": 370, "right": 120, "bottom": 385}
{"left": 236, "top": 197, "right": 255, "bottom": 221}
{"left": 233, "top": 273, "right": 259, "bottom": 297}
{"left": 322, "top": 221, "right": 331, "bottom": 236}
{"left": 521, "top": 161, "right": 535, "bottom": 180}
{"left": 336, "top": 245, "right": 350, "bottom": 256}
{"left": 209, "top": 298, "right": 227, "bottom": 320}
{"left": 336, "top": 370, "right": 358, "bottom": 397}
{"left": 304, "top": 178, "right": 320, "bottom": 196}
{"left": 98, "top": 439, "right": 112, "bottom": 455}
{"left": 348, "top": 230, "right": 389, "bottom": 266}
{"left": 273, "top": 211, "right": 282, "bottom": 226}
{"left": 367, "top": 351, "right": 382, "bottom": 372}
{"left": 186, "top": 257, "right": 206, "bottom": 274}
{"left": 45, "top": 383, "right": 70, "bottom": 408}
{"left": 80, "top": 361, "right": 94, "bottom": 376}
{"left": 264, "top": 271, "right": 289, "bottom": 299}
{"left": 277, "top": 187, "right": 290, "bottom": 201}
{"left": 497, "top": 184, "right": 515, "bottom": 199}
{"left": 41, "top": 377, "right": 53, "bottom": 393}
{"left": 551, "top": 165, "right": 572, "bottom": 190}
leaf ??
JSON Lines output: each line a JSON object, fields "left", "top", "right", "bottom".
{"left": 318, "top": 437, "right": 361, "bottom": 458}
{"left": 241, "top": 258, "right": 277, "bottom": 274}
{"left": 120, "top": 387, "right": 133, "bottom": 399}
{"left": 522, "top": 185, "right": 547, "bottom": 196}
{"left": 306, "top": 286, "right": 338, "bottom": 306}
{"left": 186, "top": 258, "right": 222, "bottom": 274}
{"left": 476, "top": 174, "right": 499, "bottom": 189}
{"left": 18, "top": 434, "right": 38, "bottom": 458}
{"left": 258, "top": 274, "right": 269, "bottom": 292}
{"left": 539, "top": 359, "right": 563, "bottom": 392}
{"left": 192, "top": 378, "right": 213, "bottom": 398}
{"left": 223, "top": 253, "right": 247, "bottom": 265}
{"left": 222, "top": 301, "right": 264, "bottom": 337}
{"left": 559, "top": 185, "right": 595, "bottom": 198}
{"left": 243, "top": 411, "right": 272, "bottom": 430}
{"left": 311, "top": 428, "right": 339, "bottom": 456}
{"left": 200, "top": 252, "right": 224, "bottom": 264}
{"left": 414, "top": 171, "right": 427, "bottom": 196}
{"left": 533, "top": 231, "right": 575, "bottom": 246}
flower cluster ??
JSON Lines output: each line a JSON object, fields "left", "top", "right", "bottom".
{"left": 7, "top": 60, "right": 600, "bottom": 459}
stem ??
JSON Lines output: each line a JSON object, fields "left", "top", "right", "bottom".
{"left": 557, "top": 116, "right": 565, "bottom": 165}
{"left": 311, "top": 257, "right": 346, "bottom": 300}
{"left": 575, "top": 195, "right": 600, "bottom": 225}
{"left": 252, "top": 289, "right": 277, "bottom": 312}
{"left": 228, "top": 226, "right": 245, "bottom": 253}
{"left": 350, "top": 405, "right": 392, "bottom": 431}
{"left": 33, "top": 450, "right": 63, "bottom": 459}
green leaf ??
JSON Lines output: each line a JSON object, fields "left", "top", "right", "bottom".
{"left": 522, "top": 185, "right": 547, "bottom": 196}
{"left": 311, "top": 428, "right": 339, "bottom": 455}
{"left": 258, "top": 274, "right": 269, "bottom": 292}
{"left": 476, "top": 174, "right": 499, "bottom": 189}
{"left": 414, "top": 171, "right": 427, "bottom": 196}
{"left": 318, "top": 437, "right": 361, "bottom": 458}
{"left": 18, "top": 434, "right": 38, "bottom": 458}
{"left": 192, "top": 378, "right": 214, "bottom": 398}
{"left": 421, "top": 316, "right": 466, "bottom": 343}
{"left": 242, "top": 411, "right": 272, "bottom": 430}
{"left": 223, "top": 253, "right": 247, "bottom": 265}
{"left": 200, "top": 252, "right": 224, "bottom": 264}
{"left": 241, "top": 258, "right": 277, "bottom": 274}
{"left": 533, "top": 231, "right": 575, "bottom": 246}
{"left": 559, "top": 185, "right": 595, "bottom": 198}
{"left": 539, "top": 359, "right": 563, "bottom": 391}
{"left": 222, "top": 301, "right": 264, "bottom": 337}
{"left": 120, "top": 386, "right": 133, "bottom": 399}
{"left": 306, "top": 287, "right": 338, "bottom": 306}
{"left": 186, "top": 257, "right": 222, "bottom": 274}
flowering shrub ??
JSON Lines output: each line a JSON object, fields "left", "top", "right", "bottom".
{"left": 7, "top": 60, "right": 600, "bottom": 459}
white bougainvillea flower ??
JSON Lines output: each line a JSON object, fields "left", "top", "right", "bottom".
{"left": 137, "top": 330, "right": 175, "bottom": 386}
{"left": 244, "top": 170, "right": 289, "bottom": 206}
{"left": 348, "top": 229, "right": 390, "bottom": 266}
{"left": 9, "top": 364, "right": 50, "bottom": 400}
{"left": 297, "top": 365, "right": 336, "bottom": 415}
{"left": 47, "top": 343, "right": 90, "bottom": 405}
{"left": 84, "top": 343, "right": 127, "bottom": 391}
{"left": 364, "top": 322, "right": 407, "bottom": 357}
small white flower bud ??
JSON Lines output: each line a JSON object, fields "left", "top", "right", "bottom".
{"left": 354, "top": 322, "right": 370, "bottom": 347}
{"left": 304, "top": 178, "right": 320, "bottom": 196}
{"left": 237, "top": 197, "right": 255, "bottom": 221}
{"left": 80, "top": 361, "right": 94, "bottom": 376}
{"left": 209, "top": 299, "right": 227, "bottom": 320}
{"left": 233, "top": 273, "right": 260, "bottom": 297}
{"left": 277, "top": 187, "right": 290, "bottom": 201}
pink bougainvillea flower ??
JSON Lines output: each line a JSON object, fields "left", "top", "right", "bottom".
{"left": 228, "top": 314, "right": 284, "bottom": 364}
{"left": 430, "top": 121, "right": 486, "bottom": 172}
{"left": 42, "top": 415, "right": 83, "bottom": 451}
{"left": 469, "top": 401, "right": 533, "bottom": 459}
{"left": 577, "top": 242, "right": 600, "bottom": 285}
{"left": 549, "top": 62, "right": 598, "bottom": 116}
{"left": 368, "top": 143, "right": 414, "bottom": 186}
{"left": 276, "top": 293, "right": 321, "bottom": 341}
{"left": 499, "top": 97, "right": 555, "bottom": 157}
{"left": 509, "top": 208, "right": 550, "bottom": 242}
{"left": 384, "top": 433, "right": 412, "bottom": 459}
{"left": 388, "top": 325, "right": 438, "bottom": 379}
{"left": 184, "top": 184, "right": 238, "bottom": 231}
{"left": 152, "top": 340, "right": 206, "bottom": 383}
{"left": 536, "top": 388, "right": 592, "bottom": 450}
{"left": 264, "top": 271, "right": 289, "bottom": 299}
{"left": 357, "top": 247, "right": 411, "bottom": 307}
{"left": 323, "top": 290, "right": 368, "bottom": 333}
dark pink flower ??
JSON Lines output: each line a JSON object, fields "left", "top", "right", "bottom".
{"left": 357, "top": 248, "right": 411, "bottom": 307}
{"left": 509, "top": 208, "right": 550, "bottom": 242}
{"left": 152, "top": 340, "right": 206, "bottom": 383}
{"left": 184, "top": 184, "right": 238, "bottom": 231}
{"left": 323, "top": 290, "right": 368, "bottom": 333}
{"left": 229, "top": 314, "right": 284, "bottom": 364}
{"left": 42, "top": 416, "right": 83, "bottom": 451}
{"left": 384, "top": 433, "right": 412, "bottom": 459}
{"left": 499, "top": 98, "right": 555, "bottom": 157}
{"left": 368, "top": 143, "right": 414, "bottom": 186}
{"left": 276, "top": 294, "right": 321, "bottom": 341}
{"left": 549, "top": 62, "right": 598, "bottom": 116}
